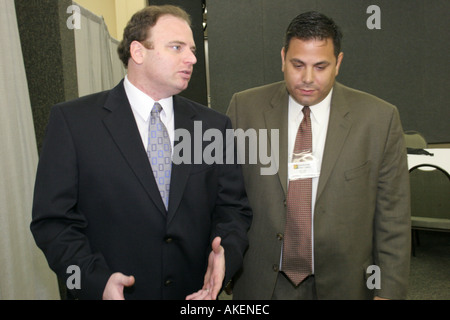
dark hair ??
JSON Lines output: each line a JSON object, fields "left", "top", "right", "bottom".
{"left": 284, "top": 11, "right": 343, "bottom": 58}
{"left": 117, "top": 5, "right": 191, "bottom": 67}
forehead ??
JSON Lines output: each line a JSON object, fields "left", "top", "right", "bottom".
{"left": 148, "top": 14, "right": 193, "bottom": 41}
{"left": 287, "top": 38, "right": 335, "bottom": 57}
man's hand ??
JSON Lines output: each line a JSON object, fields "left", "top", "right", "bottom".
{"left": 186, "top": 237, "right": 225, "bottom": 300}
{"left": 102, "top": 272, "right": 135, "bottom": 300}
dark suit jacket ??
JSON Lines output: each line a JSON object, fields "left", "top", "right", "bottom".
{"left": 227, "top": 81, "right": 410, "bottom": 299}
{"left": 31, "top": 80, "right": 252, "bottom": 300}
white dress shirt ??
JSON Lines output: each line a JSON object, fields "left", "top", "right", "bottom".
{"left": 123, "top": 75, "right": 175, "bottom": 153}
{"left": 286, "top": 89, "right": 332, "bottom": 273}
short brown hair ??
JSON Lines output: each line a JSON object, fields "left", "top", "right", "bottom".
{"left": 117, "top": 5, "right": 191, "bottom": 67}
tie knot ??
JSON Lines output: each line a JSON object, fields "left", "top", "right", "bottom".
{"left": 302, "top": 106, "right": 310, "bottom": 118}
{"left": 151, "top": 102, "right": 162, "bottom": 115}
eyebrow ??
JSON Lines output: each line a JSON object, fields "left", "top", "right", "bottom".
{"left": 290, "top": 58, "right": 330, "bottom": 66}
{"left": 168, "top": 40, "right": 186, "bottom": 46}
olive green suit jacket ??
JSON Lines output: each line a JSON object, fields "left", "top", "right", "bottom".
{"left": 227, "top": 81, "right": 410, "bottom": 299}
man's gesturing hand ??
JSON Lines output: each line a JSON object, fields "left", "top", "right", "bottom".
{"left": 186, "top": 236, "right": 225, "bottom": 300}
{"left": 102, "top": 272, "right": 135, "bottom": 300}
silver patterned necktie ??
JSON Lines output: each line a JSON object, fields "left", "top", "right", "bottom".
{"left": 147, "top": 102, "right": 172, "bottom": 210}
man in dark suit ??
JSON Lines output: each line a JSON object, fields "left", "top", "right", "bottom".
{"left": 227, "top": 11, "right": 410, "bottom": 299}
{"left": 31, "top": 5, "right": 251, "bottom": 300}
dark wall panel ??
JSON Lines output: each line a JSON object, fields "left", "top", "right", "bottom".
{"left": 15, "top": 0, "right": 79, "bottom": 153}
{"left": 207, "top": 0, "right": 450, "bottom": 143}
{"left": 208, "top": 0, "right": 267, "bottom": 113}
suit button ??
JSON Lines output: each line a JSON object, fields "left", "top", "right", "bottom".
{"left": 165, "top": 279, "right": 173, "bottom": 286}
{"left": 272, "top": 264, "right": 279, "bottom": 272}
{"left": 283, "top": 199, "right": 287, "bottom": 207}
{"left": 276, "top": 233, "right": 283, "bottom": 241}
{"left": 165, "top": 237, "right": 173, "bottom": 244}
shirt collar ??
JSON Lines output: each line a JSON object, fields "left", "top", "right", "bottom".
{"left": 289, "top": 88, "right": 333, "bottom": 125}
{"left": 124, "top": 75, "right": 173, "bottom": 122}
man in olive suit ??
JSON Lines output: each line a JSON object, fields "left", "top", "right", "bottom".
{"left": 227, "top": 11, "right": 410, "bottom": 300}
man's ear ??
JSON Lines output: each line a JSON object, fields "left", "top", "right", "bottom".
{"left": 129, "top": 40, "right": 145, "bottom": 65}
{"left": 335, "top": 52, "right": 344, "bottom": 76}
{"left": 281, "top": 47, "right": 286, "bottom": 72}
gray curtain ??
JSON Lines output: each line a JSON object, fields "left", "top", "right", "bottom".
{"left": 0, "top": 0, "right": 60, "bottom": 300}
{"left": 74, "top": 2, "right": 126, "bottom": 97}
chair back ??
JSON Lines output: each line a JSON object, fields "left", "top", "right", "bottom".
{"left": 404, "top": 130, "right": 427, "bottom": 149}
{"left": 409, "top": 164, "right": 450, "bottom": 226}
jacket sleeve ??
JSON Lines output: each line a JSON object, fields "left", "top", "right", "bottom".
{"left": 373, "top": 106, "right": 411, "bottom": 299}
{"left": 30, "top": 105, "right": 112, "bottom": 299}
{"left": 210, "top": 115, "right": 252, "bottom": 287}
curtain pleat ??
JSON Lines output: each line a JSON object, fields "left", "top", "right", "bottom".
{"left": 0, "top": 0, "right": 60, "bottom": 300}
{"left": 74, "top": 2, "right": 126, "bottom": 97}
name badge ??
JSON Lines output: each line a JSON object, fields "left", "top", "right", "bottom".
{"left": 288, "top": 152, "right": 320, "bottom": 180}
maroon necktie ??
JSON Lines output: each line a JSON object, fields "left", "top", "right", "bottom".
{"left": 282, "top": 106, "right": 313, "bottom": 286}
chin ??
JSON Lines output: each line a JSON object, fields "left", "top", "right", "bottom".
{"left": 293, "top": 97, "right": 313, "bottom": 106}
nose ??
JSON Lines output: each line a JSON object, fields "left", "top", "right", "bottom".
{"left": 303, "top": 67, "right": 314, "bottom": 84}
{"left": 185, "top": 49, "right": 197, "bottom": 65}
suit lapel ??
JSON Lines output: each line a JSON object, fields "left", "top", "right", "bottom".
{"left": 264, "top": 83, "right": 290, "bottom": 196}
{"left": 166, "top": 95, "right": 196, "bottom": 224}
{"left": 316, "top": 82, "right": 352, "bottom": 200}
{"left": 102, "top": 81, "right": 167, "bottom": 215}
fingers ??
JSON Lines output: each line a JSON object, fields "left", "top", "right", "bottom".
{"left": 209, "top": 276, "right": 222, "bottom": 300}
{"left": 103, "top": 272, "right": 135, "bottom": 300}
{"left": 203, "top": 236, "right": 226, "bottom": 300}
{"left": 186, "top": 288, "right": 213, "bottom": 300}
{"left": 123, "top": 275, "right": 135, "bottom": 287}
{"left": 211, "top": 236, "right": 222, "bottom": 253}
{"left": 113, "top": 272, "right": 135, "bottom": 287}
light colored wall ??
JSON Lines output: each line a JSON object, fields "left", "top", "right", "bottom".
{"left": 75, "top": 0, "right": 147, "bottom": 40}
{"left": 114, "top": 0, "right": 147, "bottom": 40}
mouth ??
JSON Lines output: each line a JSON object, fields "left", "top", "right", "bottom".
{"left": 179, "top": 70, "right": 192, "bottom": 79}
{"left": 298, "top": 87, "right": 316, "bottom": 95}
